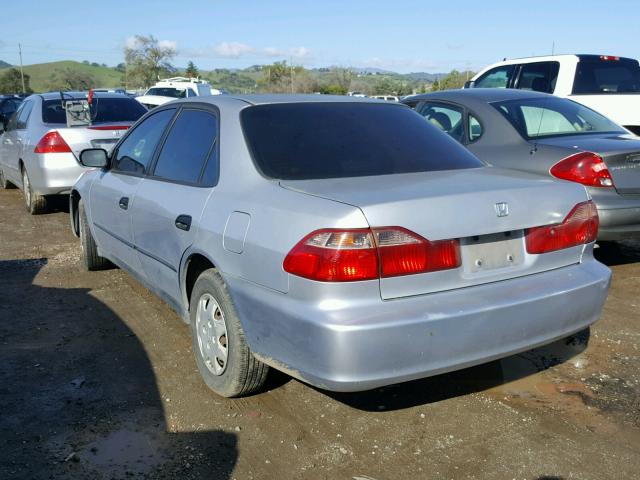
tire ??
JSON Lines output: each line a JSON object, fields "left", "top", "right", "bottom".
{"left": 0, "top": 167, "right": 15, "bottom": 189}
{"left": 79, "top": 200, "right": 110, "bottom": 271}
{"left": 22, "top": 168, "right": 47, "bottom": 214}
{"left": 190, "top": 269, "right": 269, "bottom": 397}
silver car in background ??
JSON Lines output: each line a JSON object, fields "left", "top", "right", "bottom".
{"left": 403, "top": 89, "right": 640, "bottom": 240}
{"left": 0, "top": 92, "right": 147, "bottom": 213}
{"left": 70, "top": 95, "right": 611, "bottom": 397}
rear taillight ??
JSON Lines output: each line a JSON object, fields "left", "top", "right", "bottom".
{"left": 34, "top": 131, "right": 72, "bottom": 154}
{"left": 283, "top": 227, "right": 460, "bottom": 282}
{"left": 525, "top": 201, "right": 599, "bottom": 254}
{"left": 374, "top": 227, "right": 460, "bottom": 277}
{"left": 550, "top": 152, "right": 614, "bottom": 188}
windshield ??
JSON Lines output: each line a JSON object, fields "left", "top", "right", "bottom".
{"left": 573, "top": 58, "right": 640, "bottom": 94}
{"left": 493, "top": 97, "right": 626, "bottom": 139}
{"left": 42, "top": 97, "right": 147, "bottom": 124}
{"left": 146, "top": 87, "right": 187, "bottom": 98}
{"left": 241, "top": 103, "right": 484, "bottom": 180}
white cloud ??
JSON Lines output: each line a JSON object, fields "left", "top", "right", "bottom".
{"left": 158, "top": 40, "right": 178, "bottom": 51}
{"left": 214, "top": 41, "right": 254, "bottom": 58}
{"left": 262, "top": 46, "right": 312, "bottom": 60}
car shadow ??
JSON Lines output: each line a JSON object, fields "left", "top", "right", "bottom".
{"left": 595, "top": 240, "right": 640, "bottom": 266}
{"left": 0, "top": 259, "right": 238, "bottom": 479}
{"left": 324, "top": 329, "right": 589, "bottom": 412}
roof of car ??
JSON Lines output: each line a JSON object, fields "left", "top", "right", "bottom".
{"left": 404, "top": 88, "right": 555, "bottom": 105}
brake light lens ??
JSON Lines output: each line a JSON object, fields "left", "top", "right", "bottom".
{"left": 374, "top": 227, "right": 460, "bottom": 277}
{"left": 283, "top": 227, "right": 460, "bottom": 282}
{"left": 600, "top": 55, "right": 620, "bottom": 61}
{"left": 550, "top": 152, "right": 614, "bottom": 188}
{"left": 34, "top": 131, "right": 72, "bottom": 154}
{"left": 525, "top": 201, "right": 599, "bottom": 254}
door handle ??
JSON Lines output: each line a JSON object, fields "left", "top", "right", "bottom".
{"left": 175, "top": 215, "right": 192, "bottom": 231}
{"left": 118, "top": 197, "right": 129, "bottom": 210}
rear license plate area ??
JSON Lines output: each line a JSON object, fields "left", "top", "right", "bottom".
{"left": 460, "top": 230, "right": 524, "bottom": 273}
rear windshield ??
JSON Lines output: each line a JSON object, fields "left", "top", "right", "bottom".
{"left": 241, "top": 103, "right": 484, "bottom": 180}
{"left": 42, "top": 97, "right": 147, "bottom": 124}
{"left": 146, "top": 87, "right": 187, "bottom": 98}
{"left": 573, "top": 58, "right": 640, "bottom": 94}
{"left": 493, "top": 97, "right": 625, "bottom": 139}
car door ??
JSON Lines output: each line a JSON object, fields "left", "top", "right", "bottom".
{"left": 0, "top": 99, "right": 33, "bottom": 185}
{"left": 130, "top": 107, "right": 219, "bottom": 305}
{"left": 473, "top": 64, "right": 517, "bottom": 89}
{"left": 89, "top": 107, "right": 177, "bottom": 272}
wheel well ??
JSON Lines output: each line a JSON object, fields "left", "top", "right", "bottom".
{"left": 184, "top": 254, "right": 215, "bottom": 307}
{"left": 18, "top": 159, "right": 24, "bottom": 172}
{"left": 70, "top": 190, "right": 81, "bottom": 236}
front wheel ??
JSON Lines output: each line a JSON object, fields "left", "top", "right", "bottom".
{"left": 190, "top": 269, "right": 269, "bottom": 397}
{"left": 22, "top": 168, "right": 47, "bottom": 214}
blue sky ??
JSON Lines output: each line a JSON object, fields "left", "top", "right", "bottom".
{"left": 1, "top": 0, "right": 638, "bottom": 73}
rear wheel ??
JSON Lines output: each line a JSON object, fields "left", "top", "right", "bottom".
{"left": 79, "top": 200, "right": 110, "bottom": 271}
{"left": 0, "top": 167, "right": 15, "bottom": 189}
{"left": 22, "top": 168, "right": 47, "bottom": 214}
{"left": 190, "top": 269, "right": 269, "bottom": 397}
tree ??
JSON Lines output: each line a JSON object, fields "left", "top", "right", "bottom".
{"left": 431, "top": 70, "right": 474, "bottom": 91}
{"left": 124, "top": 34, "right": 176, "bottom": 88}
{"left": 257, "top": 61, "right": 311, "bottom": 93}
{"left": 328, "top": 67, "right": 353, "bottom": 92}
{"left": 185, "top": 61, "right": 199, "bottom": 78}
{"left": 0, "top": 68, "right": 32, "bottom": 94}
{"left": 46, "top": 68, "right": 95, "bottom": 91}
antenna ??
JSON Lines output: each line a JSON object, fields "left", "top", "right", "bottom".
{"left": 552, "top": 41, "right": 555, "bottom": 55}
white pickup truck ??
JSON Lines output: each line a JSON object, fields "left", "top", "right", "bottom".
{"left": 466, "top": 54, "right": 640, "bottom": 135}
{"left": 135, "top": 77, "right": 221, "bottom": 109}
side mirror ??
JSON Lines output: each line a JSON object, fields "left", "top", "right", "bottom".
{"left": 463, "top": 80, "right": 475, "bottom": 89}
{"left": 79, "top": 148, "right": 109, "bottom": 168}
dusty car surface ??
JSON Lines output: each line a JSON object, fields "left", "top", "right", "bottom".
{"left": 404, "top": 89, "right": 640, "bottom": 240}
{"left": 70, "top": 95, "right": 611, "bottom": 397}
{"left": 0, "top": 91, "right": 147, "bottom": 214}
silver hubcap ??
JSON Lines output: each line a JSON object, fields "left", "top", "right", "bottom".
{"left": 23, "top": 172, "right": 31, "bottom": 206}
{"left": 195, "top": 293, "right": 228, "bottom": 376}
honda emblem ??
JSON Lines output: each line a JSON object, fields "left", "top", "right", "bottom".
{"left": 495, "top": 202, "right": 509, "bottom": 217}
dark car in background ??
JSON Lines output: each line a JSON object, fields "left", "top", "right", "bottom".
{"left": 403, "top": 89, "right": 640, "bottom": 240}
{"left": 0, "top": 95, "right": 23, "bottom": 133}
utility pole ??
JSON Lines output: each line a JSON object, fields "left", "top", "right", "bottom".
{"left": 18, "top": 43, "right": 26, "bottom": 93}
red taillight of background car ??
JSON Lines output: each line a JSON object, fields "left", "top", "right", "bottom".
{"left": 550, "top": 152, "right": 614, "bottom": 188}
{"left": 525, "top": 201, "right": 599, "bottom": 254}
{"left": 34, "top": 131, "right": 72, "bottom": 154}
{"left": 283, "top": 227, "right": 460, "bottom": 282}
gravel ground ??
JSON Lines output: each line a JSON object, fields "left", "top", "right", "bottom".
{"left": 0, "top": 187, "right": 639, "bottom": 480}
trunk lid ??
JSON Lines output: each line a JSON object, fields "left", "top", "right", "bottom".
{"left": 53, "top": 123, "right": 132, "bottom": 158}
{"left": 280, "top": 168, "right": 591, "bottom": 299}
{"left": 537, "top": 134, "right": 640, "bottom": 195}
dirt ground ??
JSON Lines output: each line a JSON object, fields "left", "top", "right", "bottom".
{"left": 0, "top": 186, "right": 639, "bottom": 480}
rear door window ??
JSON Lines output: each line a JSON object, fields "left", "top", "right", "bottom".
{"left": 516, "top": 61, "right": 560, "bottom": 93}
{"left": 112, "top": 108, "right": 176, "bottom": 175}
{"left": 241, "top": 103, "right": 483, "bottom": 180}
{"left": 468, "top": 114, "right": 483, "bottom": 142}
{"left": 16, "top": 100, "right": 34, "bottom": 129}
{"left": 474, "top": 65, "right": 515, "bottom": 88}
{"left": 573, "top": 57, "right": 640, "bottom": 94}
{"left": 151, "top": 109, "right": 218, "bottom": 185}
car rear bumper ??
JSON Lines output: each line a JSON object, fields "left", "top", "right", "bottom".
{"left": 226, "top": 258, "right": 611, "bottom": 392}
{"left": 27, "top": 153, "right": 88, "bottom": 195}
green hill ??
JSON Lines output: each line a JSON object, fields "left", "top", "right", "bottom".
{"left": 0, "top": 60, "right": 123, "bottom": 92}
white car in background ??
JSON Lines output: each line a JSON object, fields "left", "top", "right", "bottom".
{"left": 466, "top": 54, "right": 640, "bottom": 135}
{"left": 135, "top": 77, "right": 221, "bottom": 109}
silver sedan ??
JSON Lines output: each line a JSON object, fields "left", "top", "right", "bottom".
{"left": 70, "top": 95, "right": 611, "bottom": 397}
{"left": 0, "top": 92, "right": 147, "bottom": 214}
